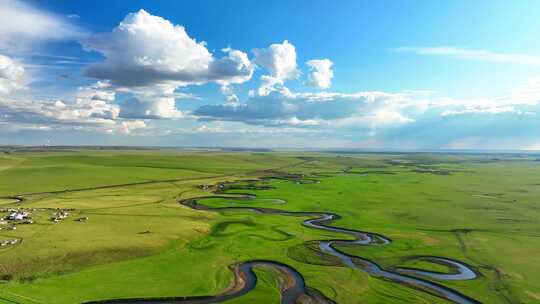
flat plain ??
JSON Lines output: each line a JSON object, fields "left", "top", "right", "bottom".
{"left": 0, "top": 149, "right": 539, "bottom": 303}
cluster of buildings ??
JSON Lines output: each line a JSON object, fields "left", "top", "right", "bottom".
{"left": 0, "top": 239, "right": 18, "bottom": 247}
{"left": 1, "top": 208, "right": 33, "bottom": 230}
{"left": 0, "top": 206, "right": 86, "bottom": 236}
{"left": 198, "top": 184, "right": 211, "bottom": 190}
{"left": 5, "top": 210, "right": 31, "bottom": 221}
{"left": 51, "top": 209, "right": 70, "bottom": 223}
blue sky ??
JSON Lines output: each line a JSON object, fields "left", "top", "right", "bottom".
{"left": 1, "top": 0, "right": 540, "bottom": 149}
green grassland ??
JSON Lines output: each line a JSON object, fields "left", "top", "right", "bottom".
{"left": 0, "top": 150, "right": 539, "bottom": 303}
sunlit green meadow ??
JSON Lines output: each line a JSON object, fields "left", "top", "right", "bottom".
{"left": 0, "top": 150, "right": 538, "bottom": 303}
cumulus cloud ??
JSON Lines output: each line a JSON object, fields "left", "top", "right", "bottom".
{"left": 254, "top": 40, "right": 298, "bottom": 80}
{"left": 120, "top": 120, "right": 146, "bottom": 134}
{"left": 396, "top": 47, "right": 540, "bottom": 66}
{"left": 0, "top": 93, "right": 150, "bottom": 134}
{"left": 253, "top": 40, "right": 298, "bottom": 95}
{"left": 195, "top": 89, "right": 416, "bottom": 130}
{"left": 257, "top": 75, "right": 285, "bottom": 96}
{"left": 225, "top": 94, "right": 240, "bottom": 106}
{"left": 119, "top": 96, "right": 183, "bottom": 119}
{"left": 307, "top": 59, "right": 333, "bottom": 89}
{"left": 0, "top": 0, "right": 82, "bottom": 51}
{"left": 80, "top": 9, "right": 255, "bottom": 121}
{"left": 83, "top": 10, "right": 254, "bottom": 88}
{"left": 0, "top": 80, "right": 151, "bottom": 135}
{"left": 0, "top": 54, "right": 25, "bottom": 94}
{"left": 0, "top": 96, "right": 119, "bottom": 127}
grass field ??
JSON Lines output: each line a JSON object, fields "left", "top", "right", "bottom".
{"left": 0, "top": 150, "right": 539, "bottom": 303}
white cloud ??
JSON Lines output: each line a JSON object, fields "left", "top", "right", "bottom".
{"left": 285, "top": 117, "right": 321, "bottom": 126}
{"left": 396, "top": 47, "right": 540, "bottom": 66}
{"left": 0, "top": 93, "right": 151, "bottom": 134}
{"left": 74, "top": 83, "right": 116, "bottom": 103}
{"left": 81, "top": 9, "right": 254, "bottom": 121}
{"left": 196, "top": 124, "right": 223, "bottom": 133}
{"left": 502, "top": 78, "right": 540, "bottom": 105}
{"left": 257, "top": 75, "right": 285, "bottom": 96}
{"left": 90, "top": 90, "right": 115, "bottom": 102}
{"left": 220, "top": 85, "right": 233, "bottom": 95}
{"left": 441, "top": 106, "right": 516, "bottom": 116}
{"left": 0, "top": 0, "right": 81, "bottom": 51}
{"left": 119, "top": 97, "right": 183, "bottom": 119}
{"left": 195, "top": 88, "right": 416, "bottom": 130}
{"left": 371, "top": 110, "right": 414, "bottom": 125}
{"left": 254, "top": 40, "right": 298, "bottom": 80}
{"left": 94, "top": 80, "right": 111, "bottom": 89}
{"left": 0, "top": 81, "right": 151, "bottom": 135}
{"left": 432, "top": 78, "right": 540, "bottom": 116}
{"left": 0, "top": 54, "right": 25, "bottom": 94}
{"left": 215, "top": 47, "right": 254, "bottom": 85}
{"left": 115, "top": 84, "right": 189, "bottom": 119}
{"left": 1, "top": 48, "right": 124, "bottom": 132}
{"left": 523, "top": 141, "right": 540, "bottom": 151}
{"left": 225, "top": 94, "right": 240, "bottom": 106}
{"left": 0, "top": 96, "right": 119, "bottom": 127}
{"left": 83, "top": 10, "right": 254, "bottom": 88}
{"left": 181, "top": 121, "right": 319, "bottom": 135}
{"left": 330, "top": 108, "right": 414, "bottom": 137}
{"left": 120, "top": 120, "right": 146, "bottom": 134}
{"left": 307, "top": 59, "right": 333, "bottom": 89}
{"left": 253, "top": 40, "right": 298, "bottom": 95}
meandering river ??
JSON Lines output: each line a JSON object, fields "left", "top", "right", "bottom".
{"left": 85, "top": 176, "right": 481, "bottom": 304}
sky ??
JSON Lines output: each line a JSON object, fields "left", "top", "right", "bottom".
{"left": 1, "top": 0, "right": 540, "bottom": 150}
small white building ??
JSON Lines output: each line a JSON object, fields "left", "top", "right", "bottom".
{"left": 6, "top": 212, "right": 28, "bottom": 221}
